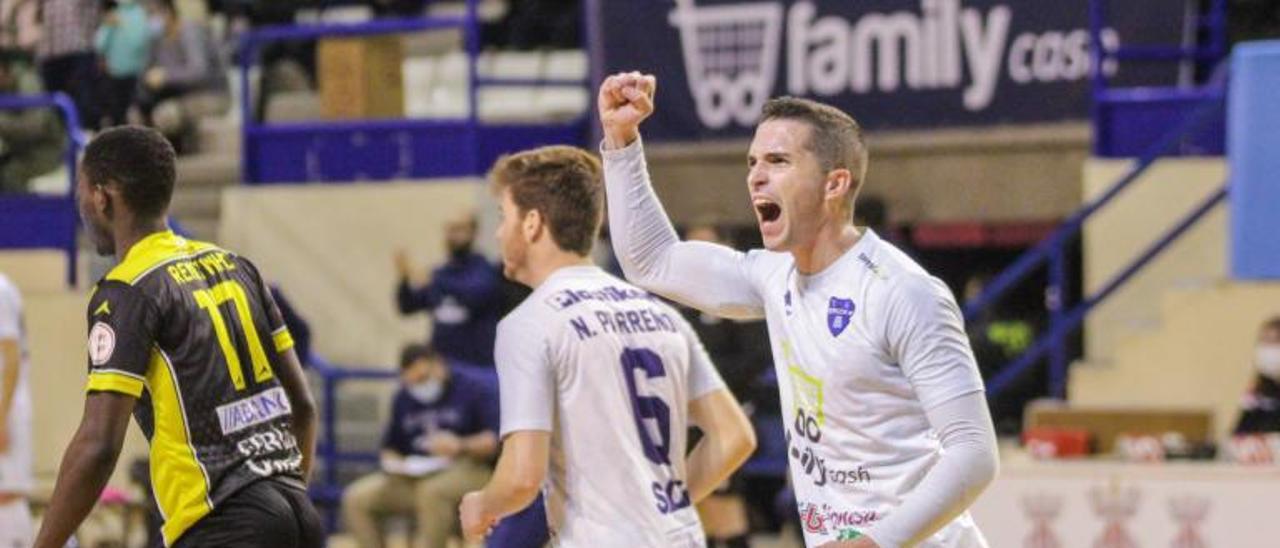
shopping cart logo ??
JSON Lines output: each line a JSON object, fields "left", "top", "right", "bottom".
{"left": 669, "top": 0, "right": 784, "bottom": 129}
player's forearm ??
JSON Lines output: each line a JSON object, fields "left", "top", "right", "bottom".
{"left": 480, "top": 460, "right": 542, "bottom": 519}
{"left": 864, "top": 393, "right": 998, "bottom": 548}
{"left": 34, "top": 434, "right": 121, "bottom": 547}
{"left": 0, "top": 341, "right": 19, "bottom": 422}
{"left": 686, "top": 390, "right": 757, "bottom": 502}
{"left": 602, "top": 139, "right": 764, "bottom": 319}
{"left": 686, "top": 425, "right": 756, "bottom": 503}
{"left": 291, "top": 401, "right": 317, "bottom": 481}
{"left": 478, "top": 431, "right": 548, "bottom": 519}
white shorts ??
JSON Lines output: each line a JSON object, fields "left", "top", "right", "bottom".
{"left": 0, "top": 499, "right": 34, "bottom": 547}
{"left": 0, "top": 397, "right": 33, "bottom": 495}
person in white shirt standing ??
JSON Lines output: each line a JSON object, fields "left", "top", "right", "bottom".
{"left": 0, "top": 271, "right": 34, "bottom": 546}
{"left": 458, "top": 145, "right": 757, "bottom": 547}
{"left": 598, "top": 72, "right": 999, "bottom": 548}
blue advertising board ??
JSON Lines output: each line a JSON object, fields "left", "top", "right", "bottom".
{"left": 595, "top": 0, "right": 1186, "bottom": 140}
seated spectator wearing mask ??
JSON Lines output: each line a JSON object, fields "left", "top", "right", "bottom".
{"left": 0, "top": 51, "right": 65, "bottom": 193}
{"left": 342, "top": 344, "right": 499, "bottom": 548}
{"left": 1235, "top": 316, "right": 1280, "bottom": 435}
{"left": 137, "top": 0, "right": 228, "bottom": 150}
{"left": 395, "top": 213, "right": 504, "bottom": 367}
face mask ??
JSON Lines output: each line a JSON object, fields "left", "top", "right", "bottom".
{"left": 408, "top": 378, "right": 444, "bottom": 403}
{"left": 448, "top": 242, "right": 472, "bottom": 261}
{"left": 1257, "top": 344, "right": 1280, "bottom": 381}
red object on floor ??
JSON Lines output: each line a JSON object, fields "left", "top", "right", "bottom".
{"left": 1023, "top": 427, "right": 1091, "bottom": 459}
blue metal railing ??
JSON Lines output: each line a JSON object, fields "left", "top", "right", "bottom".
{"left": 966, "top": 0, "right": 1232, "bottom": 400}
{"left": 237, "top": 1, "right": 592, "bottom": 183}
{"left": 0, "top": 92, "right": 86, "bottom": 285}
{"left": 1090, "top": 0, "right": 1228, "bottom": 156}
{"left": 963, "top": 93, "right": 1227, "bottom": 397}
{"left": 307, "top": 356, "right": 397, "bottom": 530}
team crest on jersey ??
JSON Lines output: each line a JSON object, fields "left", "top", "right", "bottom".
{"left": 826, "top": 297, "right": 855, "bottom": 337}
{"left": 88, "top": 321, "right": 116, "bottom": 365}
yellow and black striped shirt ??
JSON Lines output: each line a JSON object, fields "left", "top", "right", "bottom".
{"left": 85, "top": 231, "right": 303, "bottom": 546}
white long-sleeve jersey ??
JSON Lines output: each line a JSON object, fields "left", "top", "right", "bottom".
{"left": 603, "top": 139, "right": 998, "bottom": 548}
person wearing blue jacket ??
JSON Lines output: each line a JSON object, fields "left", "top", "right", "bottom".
{"left": 395, "top": 213, "right": 504, "bottom": 367}
{"left": 342, "top": 344, "right": 500, "bottom": 548}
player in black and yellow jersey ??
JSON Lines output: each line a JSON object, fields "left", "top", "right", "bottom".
{"left": 35, "top": 127, "right": 322, "bottom": 548}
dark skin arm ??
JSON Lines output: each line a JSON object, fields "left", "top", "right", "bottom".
{"left": 275, "top": 346, "right": 317, "bottom": 481}
{"left": 34, "top": 391, "right": 136, "bottom": 548}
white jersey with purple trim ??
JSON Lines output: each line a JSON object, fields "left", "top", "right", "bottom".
{"left": 754, "top": 232, "right": 988, "bottom": 546}
{"left": 0, "top": 273, "right": 33, "bottom": 494}
{"left": 603, "top": 138, "right": 993, "bottom": 547}
{"left": 495, "top": 265, "right": 725, "bottom": 548}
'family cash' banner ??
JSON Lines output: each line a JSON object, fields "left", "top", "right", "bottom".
{"left": 594, "top": 0, "right": 1188, "bottom": 140}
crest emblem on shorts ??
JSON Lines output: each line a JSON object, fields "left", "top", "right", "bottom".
{"left": 827, "top": 297, "right": 855, "bottom": 337}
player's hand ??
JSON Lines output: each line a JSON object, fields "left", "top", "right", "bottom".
{"left": 459, "top": 491, "right": 498, "bottom": 542}
{"left": 393, "top": 249, "right": 413, "bottom": 280}
{"left": 426, "top": 431, "right": 463, "bottom": 458}
{"left": 598, "top": 71, "right": 656, "bottom": 150}
{"left": 817, "top": 537, "right": 880, "bottom": 548}
{"left": 0, "top": 422, "right": 9, "bottom": 455}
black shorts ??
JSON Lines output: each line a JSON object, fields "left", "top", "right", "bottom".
{"left": 174, "top": 479, "right": 323, "bottom": 548}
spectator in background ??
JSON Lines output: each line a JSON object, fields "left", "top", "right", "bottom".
{"left": 0, "top": 272, "right": 34, "bottom": 546}
{"left": 0, "top": 51, "right": 66, "bottom": 193}
{"left": 395, "top": 212, "right": 504, "bottom": 367}
{"left": 94, "top": 0, "right": 151, "bottom": 127}
{"left": 680, "top": 221, "right": 771, "bottom": 548}
{"left": 342, "top": 343, "right": 499, "bottom": 548}
{"left": 137, "top": 0, "right": 228, "bottom": 151}
{"left": 1235, "top": 316, "right": 1280, "bottom": 435}
{"left": 35, "top": 0, "right": 100, "bottom": 130}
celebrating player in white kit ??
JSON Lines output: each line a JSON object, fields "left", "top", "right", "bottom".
{"left": 458, "top": 145, "right": 757, "bottom": 547}
{"left": 599, "top": 73, "right": 999, "bottom": 547}
{"left": 0, "top": 272, "right": 34, "bottom": 546}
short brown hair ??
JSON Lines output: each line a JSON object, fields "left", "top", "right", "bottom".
{"left": 761, "top": 97, "right": 868, "bottom": 184}
{"left": 489, "top": 145, "right": 603, "bottom": 256}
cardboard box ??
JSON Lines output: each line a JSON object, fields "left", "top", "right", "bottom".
{"left": 318, "top": 35, "right": 404, "bottom": 120}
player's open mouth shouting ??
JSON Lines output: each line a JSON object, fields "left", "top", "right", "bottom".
{"left": 752, "top": 195, "right": 783, "bottom": 240}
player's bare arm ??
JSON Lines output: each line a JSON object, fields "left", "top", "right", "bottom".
{"left": 273, "top": 346, "right": 317, "bottom": 481}
{"left": 0, "top": 338, "right": 18, "bottom": 454}
{"left": 459, "top": 430, "right": 550, "bottom": 542}
{"left": 33, "top": 392, "right": 135, "bottom": 548}
{"left": 685, "top": 388, "right": 756, "bottom": 503}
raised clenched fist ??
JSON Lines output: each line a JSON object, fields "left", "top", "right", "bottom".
{"left": 598, "top": 71, "right": 657, "bottom": 150}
